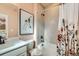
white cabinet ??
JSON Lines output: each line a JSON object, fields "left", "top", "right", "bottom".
{"left": 2, "top": 46, "right": 27, "bottom": 56}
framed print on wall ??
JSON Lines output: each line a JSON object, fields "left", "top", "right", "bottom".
{"left": 19, "top": 9, "right": 34, "bottom": 35}
{"left": 0, "top": 13, "right": 8, "bottom": 38}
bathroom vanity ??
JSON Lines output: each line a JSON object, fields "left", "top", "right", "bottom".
{"left": 0, "top": 37, "right": 34, "bottom": 56}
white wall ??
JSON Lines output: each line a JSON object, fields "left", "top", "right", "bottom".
{"left": 44, "top": 5, "right": 59, "bottom": 44}
{"left": 34, "top": 4, "right": 44, "bottom": 45}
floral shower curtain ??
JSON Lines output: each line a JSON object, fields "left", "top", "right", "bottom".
{"left": 57, "top": 3, "right": 78, "bottom": 56}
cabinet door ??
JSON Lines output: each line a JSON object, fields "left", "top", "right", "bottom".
{"left": 2, "top": 46, "right": 27, "bottom": 56}
{"left": 17, "top": 52, "right": 26, "bottom": 56}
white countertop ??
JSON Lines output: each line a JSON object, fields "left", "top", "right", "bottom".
{"left": 0, "top": 37, "right": 34, "bottom": 55}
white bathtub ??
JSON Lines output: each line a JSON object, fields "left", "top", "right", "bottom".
{"left": 31, "top": 42, "right": 57, "bottom": 56}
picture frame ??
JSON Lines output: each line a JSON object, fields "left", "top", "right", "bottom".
{"left": 0, "top": 13, "right": 8, "bottom": 38}
{"left": 19, "top": 9, "right": 34, "bottom": 35}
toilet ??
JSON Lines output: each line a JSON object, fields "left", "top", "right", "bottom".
{"left": 31, "top": 43, "right": 44, "bottom": 56}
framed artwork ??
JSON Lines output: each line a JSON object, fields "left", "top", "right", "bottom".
{"left": 19, "top": 9, "right": 34, "bottom": 35}
{"left": 0, "top": 13, "right": 8, "bottom": 38}
{"left": 0, "top": 16, "right": 6, "bottom": 30}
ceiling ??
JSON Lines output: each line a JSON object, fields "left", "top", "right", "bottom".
{"left": 40, "top": 3, "right": 60, "bottom": 8}
{"left": 40, "top": 3, "right": 52, "bottom": 8}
